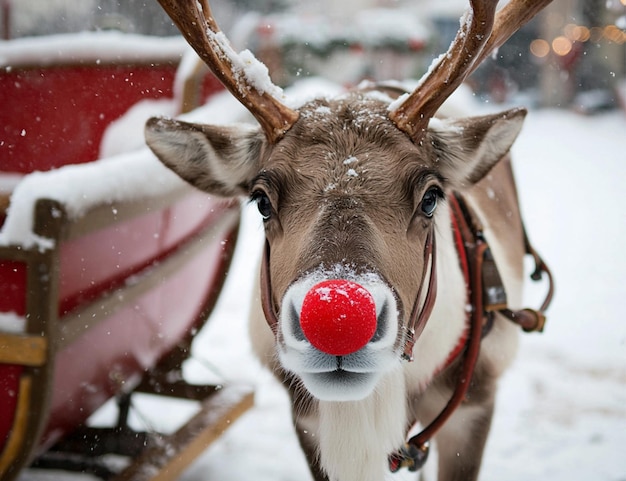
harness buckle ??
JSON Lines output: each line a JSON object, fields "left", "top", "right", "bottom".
{"left": 521, "top": 308, "right": 546, "bottom": 332}
{"left": 388, "top": 442, "right": 430, "bottom": 473}
{"left": 402, "top": 330, "right": 416, "bottom": 362}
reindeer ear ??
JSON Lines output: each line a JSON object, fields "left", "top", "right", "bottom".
{"left": 145, "top": 117, "right": 265, "bottom": 197}
{"left": 426, "top": 108, "right": 526, "bottom": 188}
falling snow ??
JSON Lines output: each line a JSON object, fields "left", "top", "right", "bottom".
{"left": 7, "top": 81, "right": 626, "bottom": 481}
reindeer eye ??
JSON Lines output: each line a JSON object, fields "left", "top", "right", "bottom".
{"left": 420, "top": 187, "right": 441, "bottom": 218}
{"left": 252, "top": 191, "right": 273, "bottom": 220}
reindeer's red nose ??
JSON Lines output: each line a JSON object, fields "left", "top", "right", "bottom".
{"left": 300, "top": 279, "right": 377, "bottom": 356}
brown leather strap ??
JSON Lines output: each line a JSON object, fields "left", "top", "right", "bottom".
{"left": 402, "top": 226, "right": 437, "bottom": 361}
{"left": 262, "top": 226, "right": 441, "bottom": 353}
{"left": 449, "top": 193, "right": 554, "bottom": 331}
{"left": 391, "top": 202, "right": 488, "bottom": 472}
{"left": 260, "top": 240, "right": 278, "bottom": 334}
{"left": 390, "top": 192, "right": 554, "bottom": 473}
{"left": 260, "top": 190, "right": 552, "bottom": 475}
{"left": 496, "top": 225, "right": 554, "bottom": 332}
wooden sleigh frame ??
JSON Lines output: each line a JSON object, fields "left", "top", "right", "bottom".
{"left": 0, "top": 186, "right": 253, "bottom": 481}
{"left": 0, "top": 33, "right": 253, "bottom": 481}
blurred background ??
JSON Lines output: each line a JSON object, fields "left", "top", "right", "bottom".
{"left": 2, "top": 0, "right": 625, "bottom": 114}
{"left": 2, "top": 1, "right": 624, "bottom": 480}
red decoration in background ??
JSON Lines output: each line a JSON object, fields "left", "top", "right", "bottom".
{"left": 0, "top": 64, "right": 222, "bottom": 174}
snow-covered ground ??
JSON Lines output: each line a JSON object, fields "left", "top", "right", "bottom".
{"left": 183, "top": 107, "right": 626, "bottom": 481}
{"left": 17, "top": 105, "right": 626, "bottom": 480}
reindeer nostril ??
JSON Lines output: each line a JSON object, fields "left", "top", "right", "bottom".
{"left": 299, "top": 279, "right": 377, "bottom": 356}
{"left": 290, "top": 302, "right": 306, "bottom": 342}
{"left": 371, "top": 301, "right": 388, "bottom": 342}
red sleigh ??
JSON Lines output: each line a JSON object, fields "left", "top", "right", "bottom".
{"left": 0, "top": 32, "right": 252, "bottom": 480}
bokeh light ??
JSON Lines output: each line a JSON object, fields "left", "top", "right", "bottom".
{"left": 530, "top": 38, "right": 550, "bottom": 58}
{"left": 552, "top": 36, "right": 573, "bottom": 56}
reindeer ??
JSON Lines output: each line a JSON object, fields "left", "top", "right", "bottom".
{"left": 145, "top": 1, "right": 554, "bottom": 480}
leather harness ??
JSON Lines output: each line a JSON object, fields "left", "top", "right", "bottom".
{"left": 259, "top": 191, "right": 554, "bottom": 474}
{"left": 389, "top": 192, "right": 553, "bottom": 472}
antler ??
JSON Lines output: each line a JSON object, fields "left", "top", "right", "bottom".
{"left": 389, "top": 0, "right": 553, "bottom": 142}
{"left": 156, "top": 0, "right": 299, "bottom": 143}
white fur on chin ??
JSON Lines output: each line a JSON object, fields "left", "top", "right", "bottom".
{"left": 318, "top": 367, "right": 407, "bottom": 481}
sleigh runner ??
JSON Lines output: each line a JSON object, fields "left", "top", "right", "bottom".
{"left": 0, "top": 32, "right": 252, "bottom": 480}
